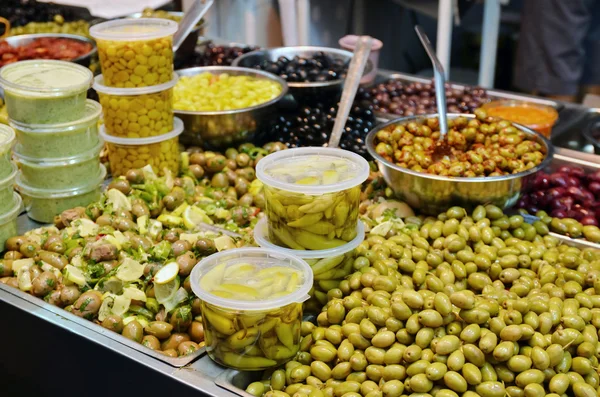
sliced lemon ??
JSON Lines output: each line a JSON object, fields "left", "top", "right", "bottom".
{"left": 154, "top": 262, "right": 180, "bottom": 285}
{"left": 214, "top": 235, "right": 235, "bottom": 252}
{"left": 116, "top": 258, "right": 145, "bottom": 282}
{"left": 74, "top": 218, "right": 99, "bottom": 237}
{"left": 172, "top": 202, "right": 189, "bottom": 217}
{"left": 106, "top": 188, "right": 132, "bottom": 211}
{"left": 122, "top": 286, "right": 147, "bottom": 302}
{"left": 12, "top": 258, "right": 34, "bottom": 274}
{"left": 183, "top": 206, "right": 213, "bottom": 230}
{"left": 112, "top": 295, "right": 132, "bottom": 316}
{"left": 17, "top": 267, "right": 32, "bottom": 292}
{"left": 137, "top": 215, "right": 149, "bottom": 235}
{"left": 154, "top": 277, "right": 180, "bottom": 304}
{"left": 157, "top": 214, "right": 183, "bottom": 228}
{"left": 64, "top": 265, "right": 87, "bottom": 286}
{"left": 148, "top": 219, "right": 163, "bottom": 240}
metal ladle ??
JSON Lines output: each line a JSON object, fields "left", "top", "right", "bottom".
{"left": 414, "top": 25, "right": 452, "bottom": 159}
{"left": 173, "top": 0, "right": 214, "bottom": 52}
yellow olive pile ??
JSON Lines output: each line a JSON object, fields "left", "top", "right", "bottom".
{"left": 246, "top": 204, "right": 600, "bottom": 397}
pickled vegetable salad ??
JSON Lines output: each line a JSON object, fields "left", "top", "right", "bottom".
{"left": 200, "top": 261, "right": 303, "bottom": 301}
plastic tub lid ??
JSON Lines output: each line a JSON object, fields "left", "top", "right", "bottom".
{"left": 9, "top": 100, "right": 102, "bottom": 133}
{"left": 89, "top": 18, "right": 178, "bottom": 41}
{"left": 190, "top": 247, "right": 313, "bottom": 311}
{"left": 13, "top": 138, "right": 103, "bottom": 166}
{"left": 254, "top": 217, "right": 365, "bottom": 259}
{"left": 0, "top": 163, "right": 18, "bottom": 190}
{"left": 16, "top": 164, "right": 106, "bottom": 199}
{"left": 94, "top": 72, "right": 179, "bottom": 95}
{"left": 99, "top": 117, "right": 183, "bottom": 145}
{"left": 0, "top": 60, "right": 93, "bottom": 95}
{"left": 0, "top": 124, "right": 16, "bottom": 149}
{"left": 256, "top": 147, "right": 370, "bottom": 194}
{"left": 0, "top": 193, "right": 23, "bottom": 225}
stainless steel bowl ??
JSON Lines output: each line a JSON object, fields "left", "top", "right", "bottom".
{"left": 1, "top": 33, "right": 97, "bottom": 67}
{"left": 174, "top": 66, "right": 288, "bottom": 149}
{"left": 232, "top": 46, "right": 372, "bottom": 104}
{"left": 366, "top": 114, "right": 554, "bottom": 215}
{"left": 127, "top": 11, "right": 207, "bottom": 63}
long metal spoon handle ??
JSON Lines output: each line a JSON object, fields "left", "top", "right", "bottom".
{"left": 173, "top": 0, "right": 214, "bottom": 52}
{"left": 414, "top": 25, "right": 448, "bottom": 136}
{"left": 328, "top": 35, "right": 372, "bottom": 148}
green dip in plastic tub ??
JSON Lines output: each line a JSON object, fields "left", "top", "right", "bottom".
{"left": 0, "top": 124, "right": 16, "bottom": 179}
{"left": 17, "top": 164, "right": 106, "bottom": 223}
{"left": 14, "top": 140, "right": 103, "bottom": 190}
{"left": 0, "top": 193, "right": 22, "bottom": 252}
{"left": 9, "top": 99, "right": 101, "bottom": 158}
{"left": 0, "top": 163, "right": 17, "bottom": 214}
{"left": 0, "top": 60, "right": 93, "bottom": 124}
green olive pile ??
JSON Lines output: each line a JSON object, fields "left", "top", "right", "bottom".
{"left": 373, "top": 111, "right": 547, "bottom": 177}
{"left": 0, "top": 142, "right": 287, "bottom": 357}
{"left": 534, "top": 210, "right": 600, "bottom": 244}
{"left": 245, "top": 204, "right": 600, "bottom": 397}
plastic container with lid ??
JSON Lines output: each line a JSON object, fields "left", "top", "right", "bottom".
{"left": 0, "top": 124, "right": 16, "bottom": 178}
{"left": 94, "top": 73, "right": 177, "bottom": 138}
{"left": 0, "top": 60, "right": 93, "bottom": 124}
{"left": 17, "top": 164, "right": 106, "bottom": 223}
{"left": 190, "top": 247, "right": 312, "bottom": 371}
{"left": 100, "top": 117, "right": 182, "bottom": 177}
{"left": 481, "top": 100, "right": 559, "bottom": 138}
{"left": 254, "top": 217, "right": 364, "bottom": 312}
{"left": 13, "top": 140, "right": 103, "bottom": 190}
{"left": 89, "top": 18, "right": 177, "bottom": 88}
{"left": 256, "top": 147, "right": 370, "bottom": 250}
{"left": 9, "top": 99, "right": 102, "bottom": 159}
{"left": 0, "top": 163, "right": 17, "bottom": 214}
{"left": 0, "top": 193, "right": 23, "bottom": 252}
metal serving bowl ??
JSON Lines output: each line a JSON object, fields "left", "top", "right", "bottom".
{"left": 174, "top": 66, "right": 288, "bottom": 149}
{"left": 366, "top": 114, "right": 554, "bottom": 215}
{"left": 1, "top": 33, "right": 97, "bottom": 67}
{"left": 232, "top": 46, "right": 372, "bottom": 104}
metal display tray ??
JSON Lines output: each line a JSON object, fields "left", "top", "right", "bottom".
{"left": 0, "top": 283, "right": 205, "bottom": 368}
{"left": 374, "top": 70, "right": 562, "bottom": 110}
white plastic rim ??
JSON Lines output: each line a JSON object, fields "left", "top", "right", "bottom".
{"left": 0, "top": 163, "right": 18, "bottom": 190}
{"left": 89, "top": 18, "right": 178, "bottom": 41}
{"left": 0, "top": 59, "right": 93, "bottom": 95}
{"left": 100, "top": 117, "right": 183, "bottom": 145}
{"left": 9, "top": 100, "right": 102, "bottom": 133}
{"left": 16, "top": 164, "right": 106, "bottom": 199}
{"left": 0, "top": 124, "right": 15, "bottom": 150}
{"left": 190, "top": 247, "right": 314, "bottom": 311}
{"left": 0, "top": 193, "right": 23, "bottom": 225}
{"left": 256, "top": 147, "right": 370, "bottom": 194}
{"left": 94, "top": 72, "right": 179, "bottom": 95}
{"left": 254, "top": 217, "right": 365, "bottom": 259}
{"left": 13, "top": 139, "right": 103, "bottom": 166}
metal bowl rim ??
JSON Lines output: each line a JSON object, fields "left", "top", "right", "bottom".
{"left": 2, "top": 33, "right": 97, "bottom": 63}
{"left": 173, "top": 65, "right": 289, "bottom": 116}
{"left": 232, "top": 46, "right": 361, "bottom": 88}
{"left": 366, "top": 113, "right": 554, "bottom": 183}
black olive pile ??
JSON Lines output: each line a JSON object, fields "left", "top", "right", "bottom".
{"left": 257, "top": 52, "right": 348, "bottom": 83}
{"left": 190, "top": 43, "right": 260, "bottom": 67}
{"left": 263, "top": 98, "right": 376, "bottom": 158}
{"left": 0, "top": 0, "right": 79, "bottom": 29}
{"left": 370, "top": 79, "right": 490, "bottom": 116}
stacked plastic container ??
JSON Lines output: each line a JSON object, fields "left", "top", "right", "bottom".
{"left": 0, "top": 124, "right": 20, "bottom": 251}
{"left": 0, "top": 59, "right": 105, "bottom": 224}
{"left": 254, "top": 147, "right": 370, "bottom": 311}
{"left": 90, "top": 18, "right": 183, "bottom": 177}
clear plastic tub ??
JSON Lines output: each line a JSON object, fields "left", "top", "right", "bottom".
{"left": 256, "top": 147, "right": 370, "bottom": 250}
{"left": 9, "top": 99, "right": 102, "bottom": 159}
{"left": 100, "top": 117, "right": 182, "bottom": 177}
{"left": 254, "top": 217, "right": 364, "bottom": 312}
{"left": 94, "top": 73, "right": 177, "bottom": 138}
{"left": 0, "top": 60, "right": 93, "bottom": 124}
{"left": 0, "top": 163, "right": 17, "bottom": 214}
{"left": 0, "top": 193, "right": 23, "bottom": 252}
{"left": 0, "top": 124, "right": 16, "bottom": 179}
{"left": 190, "top": 247, "right": 312, "bottom": 371}
{"left": 14, "top": 140, "right": 103, "bottom": 190}
{"left": 17, "top": 164, "right": 106, "bottom": 223}
{"left": 89, "top": 18, "right": 177, "bottom": 88}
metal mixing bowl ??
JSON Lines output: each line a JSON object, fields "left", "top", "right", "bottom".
{"left": 232, "top": 46, "right": 372, "bottom": 104}
{"left": 1, "top": 33, "right": 97, "bottom": 67}
{"left": 366, "top": 114, "right": 554, "bottom": 215}
{"left": 174, "top": 66, "right": 288, "bottom": 149}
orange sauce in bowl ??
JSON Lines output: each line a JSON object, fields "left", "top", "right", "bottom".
{"left": 482, "top": 100, "right": 558, "bottom": 137}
